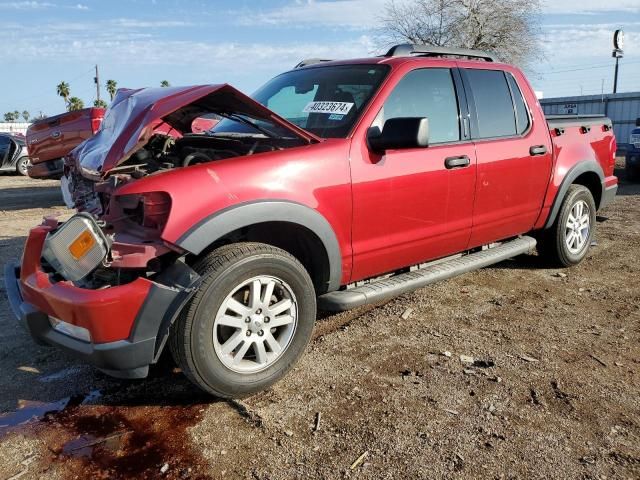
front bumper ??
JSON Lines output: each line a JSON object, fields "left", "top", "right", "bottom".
{"left": 4, "top": 225, "right": 200, "bottom": 378}
{"left": 27, "top": 158, "right": 63, "bottom": 179}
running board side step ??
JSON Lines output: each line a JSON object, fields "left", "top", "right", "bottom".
{"left": 318, "top": 236, "right": 537, "bottom": 312}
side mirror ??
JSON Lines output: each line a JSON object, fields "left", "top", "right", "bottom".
{"left": 636, "top": 118, "right": 640, "bottom": 127}
{"left": 367, "top": 117, "right": 429, "bottom": 153}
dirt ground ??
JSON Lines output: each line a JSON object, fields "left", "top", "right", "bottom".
{"left": 0, "top": 163, "right": 638, "bottom": 480}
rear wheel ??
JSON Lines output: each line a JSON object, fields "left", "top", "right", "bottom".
{"left": 15, "top": 157, "right": 30, "bottom": 176}
{"left": 170, "top": 242, "right": 316, "bottom": 398}
{"left": 537, "top": 184, "right": 596, "bottom": 267}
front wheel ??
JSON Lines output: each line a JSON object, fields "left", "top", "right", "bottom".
{"left": 537, "top": 184, "right": 596, "bottom": 267}
{"left": 170, "top": 242, "right": 317, "bottom": 398}
{"left": 16, "top": 157, "right": 30, "bottom": 176}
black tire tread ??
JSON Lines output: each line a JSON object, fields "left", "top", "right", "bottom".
{"left": 537, "top": 184, "right": 595, "bottom": 267}
{"left": 169, "top": 242, "right": 313, "bottom": 398}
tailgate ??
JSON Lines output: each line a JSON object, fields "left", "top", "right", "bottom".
{"left": 26, "top": 108, "right": 104, "bottom": 165}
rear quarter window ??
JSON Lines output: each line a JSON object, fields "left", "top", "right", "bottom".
{"left": 506, "top": 74, "right": 530, "bottom": 135}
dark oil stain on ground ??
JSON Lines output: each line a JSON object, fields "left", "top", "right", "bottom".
{"left": 1, "top": 371, "right": 217, "bottom": 479}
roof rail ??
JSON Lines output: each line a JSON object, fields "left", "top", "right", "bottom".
{"left": 385, "top": 43, "right": 498, "bottom": 62}
{"left": 294, "top": 58, "right": 333, "bottom": 69}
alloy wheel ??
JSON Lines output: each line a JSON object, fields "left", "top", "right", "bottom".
{"left": 212, "top": 275, "right": 298, "bottom": 374}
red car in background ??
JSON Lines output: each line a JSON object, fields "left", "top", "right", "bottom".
{"left": 26, "top": 107, "right": 105, "bottom": 179}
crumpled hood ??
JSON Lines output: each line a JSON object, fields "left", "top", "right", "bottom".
{"left": 70, "top": 84, "right": 319, "bottom": 178}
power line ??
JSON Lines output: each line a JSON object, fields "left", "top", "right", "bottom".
{"left": 540, "top": 59, "right": 640, "bottom": 75}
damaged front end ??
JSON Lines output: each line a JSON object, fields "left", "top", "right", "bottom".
{"left": 8, "top": 83, "right": 319, "bottom": 377}
{"left": 56, "top": 83, "right": 317, "bottom": 284}
{"left": 54, "top": 83, "right": 317, "bottom": 289}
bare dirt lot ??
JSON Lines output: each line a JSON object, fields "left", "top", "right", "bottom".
{"left": 0, "top": 165, "right": 638, "bottom": 480}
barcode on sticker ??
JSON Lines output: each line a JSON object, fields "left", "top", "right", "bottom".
{"left": 303, "top": 101, "right": 354, "bottom": 115}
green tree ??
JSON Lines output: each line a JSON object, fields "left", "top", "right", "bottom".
{"left": 56, "top": 81, "right": 70, "bottom": 108}
{"left": 13, "top": 110, "right": 19, "bottom": 121}
{"left": 4, "top": 112, "right": 15, "bottom": 122}
{"left": 94, "top": 99, "right": 108, "bottom": 108}
{"left": 160, "top": 80, "right": 170, "bottom": 87}
{"left": 67, "top": 97, "right": 85, "bottom": 111}
{"left": 106, "top": 79, "right": 118, "bottom": 101}
{"left": 22, "top": 110, "right": 29, "bottom": 122}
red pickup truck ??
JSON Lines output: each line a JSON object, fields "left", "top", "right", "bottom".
{"left": 5, "top": 44, "right": 617, "bottom": 398}
{"left": 25, "top": 107, "right": 104, "bottom": 179}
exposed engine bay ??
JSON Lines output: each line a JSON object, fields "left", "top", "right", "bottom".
{"left": 65, "top": 131, "right": 305, "bottom": 215}
{"left": 117, "top": 132, "right": 304, "bottom": 176}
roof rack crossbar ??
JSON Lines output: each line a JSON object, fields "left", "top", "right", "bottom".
{"left": 385, "top": 43, "right": 498, "bottom": 62}
{"left": 294, "top": 58, "right": 333, "bottom": 69}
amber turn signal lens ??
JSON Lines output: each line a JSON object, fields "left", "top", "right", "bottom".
{"left": 68, "top": 229, "right": 96, "bottom": 260}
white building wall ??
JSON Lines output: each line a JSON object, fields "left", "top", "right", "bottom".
{"left": 0, "top": 122, "right": 31, "bottom": 135}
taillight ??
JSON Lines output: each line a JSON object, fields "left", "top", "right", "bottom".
{"left": 90, "top": 109, "right": 104, "bottom": 134}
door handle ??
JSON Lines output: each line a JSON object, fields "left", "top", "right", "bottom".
{"left": 444, "top": 155, "right": 471, "bottom": 169}
{"left": 529, "top": 145, "right": 547, "bottom": 156}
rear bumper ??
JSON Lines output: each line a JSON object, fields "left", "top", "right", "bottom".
{"left": 28, "top": 158, "right": 63, "bottom": 179}
{"left": 5, "top": 225, "right": 200, "bottom": 378}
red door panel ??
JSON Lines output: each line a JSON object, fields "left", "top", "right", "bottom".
{"left": 350, "top": 142, "right": 476, "bottom": 281}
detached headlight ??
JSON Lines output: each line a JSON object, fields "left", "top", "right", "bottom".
{"left": 42, "top": 213, "right": 109, "bottom": 282}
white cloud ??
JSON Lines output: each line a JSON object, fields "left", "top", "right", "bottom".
{"left": 0, "top": 17, "right": 377, "bottom": 72}
{"left": 541, "top": 24, "right": 640, "bottom": 59}
{"left": 542, "top": 0, "right": 640, "bottom": 14}
{"left": 0, "top": 1, "right": 55, "bottom": 9}
{"left": 111, "top": 18, "right": 193, "bottom": 28}
{"left": 235, "top": 0, "right": 386, "bottom": 29}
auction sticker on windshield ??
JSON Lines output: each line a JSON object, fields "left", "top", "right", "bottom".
{"left": 303, "top": 101, "right": 354, "bottom": 115}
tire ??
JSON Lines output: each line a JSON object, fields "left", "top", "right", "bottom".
{"left": 170, "top": 242, "right": 317, "bottom": 398}
{"left": 15, "top": 157, "right": 30, "bottom": 176}
{"left": 537, "top": 184, "right": 596, "bottom": 267}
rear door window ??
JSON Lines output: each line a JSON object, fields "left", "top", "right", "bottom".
{"left": 465, "top": 69, "right": 517, "bottom": 138}
{"left": 374, "top": 68, "right": 460, "bottom": 144}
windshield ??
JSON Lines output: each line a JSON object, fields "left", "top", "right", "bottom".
{"left": 212, "top": 64, "right": 390, "bottom": 139}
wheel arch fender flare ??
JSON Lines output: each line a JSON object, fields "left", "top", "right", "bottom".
{"left": 175, "top": 200, "right": 343, "bottom": 292}
{"left": 544, "top": 160, "right": 604, "bottom": 229}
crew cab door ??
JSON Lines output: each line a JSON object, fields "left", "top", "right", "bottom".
{"left": 349, "top": 65, "right": 477, "bottom": 282}
{"left": 460, "top": 67, "right": 553, "bottom": 247}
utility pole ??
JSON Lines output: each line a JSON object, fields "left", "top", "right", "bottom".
{"left": 612, "top": 30, "right": 624, "bottom": 94}
{"left": 94, "top": 64, "right": 101, "bottom": 103}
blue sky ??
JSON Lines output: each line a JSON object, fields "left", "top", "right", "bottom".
{"left": 0, "top": 0, "right": 638, "bottom": 118}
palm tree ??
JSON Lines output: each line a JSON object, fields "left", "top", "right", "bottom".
{"left": 67, "top": 97, "right": 85, "bottom": 111}
{"left": 106, "top": 79, "right": 117, "bottom": 101}
{"left": 4, "top": 112, "right": 14, "bottom": 122}
{"left": 56, "top": 81, "right": 70, "bottom": 108}
{"left": 160, "top": 80, "right": 170, "bottom": 87}
{"left": 13, "top": 110, "right": 19, "bottom": 121}
{"left": 94, "top": 99, "right": 108, "bottom": 108}
{"left": 22, "top": 110, "right": 29, "bottom": 122}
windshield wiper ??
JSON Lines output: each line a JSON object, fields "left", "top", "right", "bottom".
{"left": 216, "top": 112, "right": 280, "bottom": 138}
